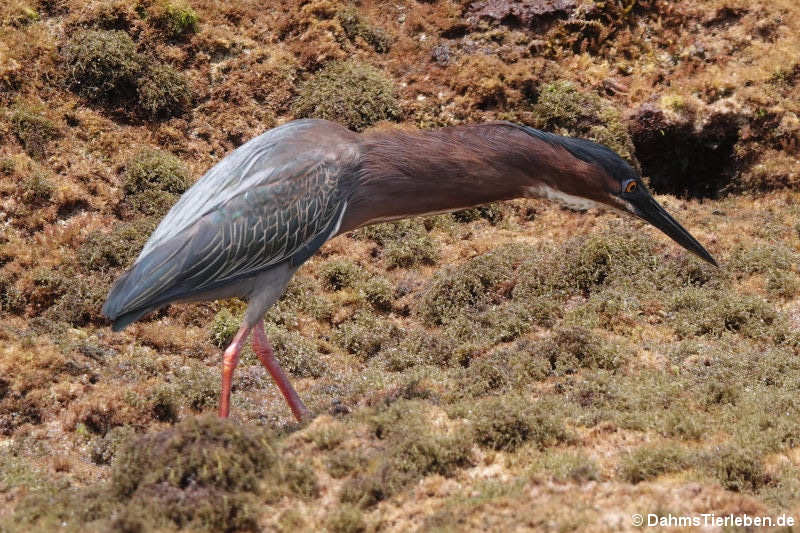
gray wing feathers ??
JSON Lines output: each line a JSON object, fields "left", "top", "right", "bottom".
{"left": 104, "top": 120, "right": 358, "bottom": 328}
{"left": 139, "top": 120, "right": 327, "bottom": 258}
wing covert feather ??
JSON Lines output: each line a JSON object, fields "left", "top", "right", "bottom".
{"left": 139, "top": 120, "right": 352, "bottom": 258}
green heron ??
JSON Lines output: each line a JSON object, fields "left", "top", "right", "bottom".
{"left": 103, "top": 119, "right": 716, "bottom": 420}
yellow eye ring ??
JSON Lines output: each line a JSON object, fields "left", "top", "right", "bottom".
{"left": 624, "top": 180, "right": 637, "bottom": 194}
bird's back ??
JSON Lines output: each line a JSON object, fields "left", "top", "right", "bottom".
{"left": 103, "top": 119, "right": 362, "bottom": 330}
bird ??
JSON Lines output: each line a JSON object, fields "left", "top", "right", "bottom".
{"left": 102, "top": 119, "right": 717, "bottom": 421}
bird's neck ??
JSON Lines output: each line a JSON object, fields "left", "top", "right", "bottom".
{"left": 338, "top": 122, "right": 594, "bottom": 233}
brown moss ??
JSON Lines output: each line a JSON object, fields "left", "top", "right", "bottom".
{"left": 78, "top": 218, "right": 158, "bottom": 271}
{"left": 449, "top": 54, "right": 535, "bottom": 112}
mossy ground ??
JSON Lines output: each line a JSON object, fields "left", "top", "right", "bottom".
{"left": 2, "top": 0, "right": 800, "bottom": 531}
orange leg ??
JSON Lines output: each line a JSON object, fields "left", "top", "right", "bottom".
{"left": 219, "top": 326, "right": 251, "bottom": 418}
{"left": 252, "top": 320, "right": 311, "bottom": 422}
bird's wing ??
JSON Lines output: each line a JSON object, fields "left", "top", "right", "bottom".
{"left": 180, "top": 158, "right": 348, "bottom": 290}
{"left": 139, "top": 119, "right": 352, "bottom": 258}
{"left": 103, "top": 120, "right": 358, "bottom": 324}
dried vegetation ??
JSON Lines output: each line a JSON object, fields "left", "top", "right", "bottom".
{"left": 2, "top": 0, "right": 800, "bottom": 530}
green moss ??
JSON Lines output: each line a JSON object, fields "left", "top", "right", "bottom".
{"left": 356, "top": 218, "right": 421, "bottom": 245}
{"left": 320, "top": 259, "right": 364, "bottom": 291}
{"left": 113, "top": 415, "right": 276, "bottom": 496}
{"left": 452, "top": 204, "right": 504, "bottom": 225}
{"left": 467, "top": 395, "right": 569, "bottom": 452}
{"left": 113, "top": 487, "right": 260, "bottom": 532}
{"left": 122, "top": 148, "right": 188, "bottom": 218}
{"left": 727, "top": 243, "right": 797, "bottom": 275}
{"left": 168, "top": 363, "right": 219, "bottom": 412}
{"left": 766, "top": 269, "right": 800, "bottom": 298}
{"left": 357, "top": 219, "right": 439, "bottom": 269}
{"left": 336, "top": 7, "right": 390, "bottom": 53}
{"left": 668, "top": 288, "right": 781, "bottom": 340}
{"left": 0, "top": 271, "right": 25, "bottom": 313}
{"left": 460, "top": 353, "right": 512, "bottom": 397}
{"left": 360, "top": 276, "right": 394, "bottom": 311}
{"left": 334, "top": 309, "right": 401, "bottom": 361}
{"left": 542, "top": 326, "right": 624, "bottom": 374}
{"left": 342, "top": 401, "right": 472, "bottom": 507}
{"left": 10, "top": 417, "right": 296, "bottom": 531}
{"left": 62, "top": 28, "right": 190, "bottom": 118}
{"left": 124, "top": 148, "right": 189, "bottom": 195}
{"left": 4, "top": 5, "right": 40, "bottom": 26}
{"left": 293, "top": 60, "right": 400, "bottom": 132}
{"left": 418, "top": 243, "right": 534, "bottom": 325}
{"left": 9, "top": 104, "right": 60, "bottom": 158}
{"left": 440, "top": 302, "right": 534, "bottom": 354}
{"left": 325, "top": 504, "right": 367, "bottom": 533}
{"left": 531, "top": 451, "right": 599, "bottom": 483}
{"left": 267, "top": 275, "right": 332, "bottom": 324}
{"left": 91, "top": 425, "right": 137, "bottom": 465}
{"left": 564, "top": 369, "right": 690, "bottom": 432}
{"left": 277, "top": 508, "right": 307, "bottom": 532}
{"left": 30, "top": 266, "right": 68, "bottom": 308}
{"left": 326, "top": 449, "right": 368, "bottom": 478}
{"left": 378, "top": 328, "right": 457, "bottom": 370}
{"left": 210, "top": 307, "right": 241, "bottom": 348}
{"left": 760, "top": 464, "right": 800, "bottom": 509}
{"left": 386, "top": 235, "right": 437, "bottom": 270}
{"left": 533, "top": 81, "right": 635, "bottom": 162}
{"left": 702, "top": 446, "right": 766, "bottom": 492}
{"left": 156, "top": 0, "right": 199, "bottom": 37}
{"left": 270, "top": 327, "right": 326, "bottom": 378}
{"left": 43, "top": 273, "right": 111, "bottom": 326}
{"left": 20, "top": 167, "right": 54, "bottom": 204}
{"left": 63, "top": 29, "right": 142, "bottom": 102}
{"left": 660, "top": 406, "right": 707, "bottom": 440}
{"left": 148, "top": 384, "right": 180, "bottom": 422}
{"left": 136, "top": 63, "right": 191, "bottom": 119}
{"left": 561, "top": 231, "right": 655, "bottom": 294}
{"left": 617, "top": 444, "right": 690, "bottom": 483}
{"left": 0, "top": 157, "right": 15, "bottom": 175}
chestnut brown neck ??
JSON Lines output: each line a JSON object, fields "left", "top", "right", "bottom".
{"left": 338, "top": 122, "right": 603, "bottom": 233}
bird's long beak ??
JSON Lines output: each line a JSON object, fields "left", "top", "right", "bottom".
{"left": 630, "top": 195, "right": 718, "bottom": 266}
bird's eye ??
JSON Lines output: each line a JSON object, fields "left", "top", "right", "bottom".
{"left": 624, "top": 180, "right": 638, "bottom": 194}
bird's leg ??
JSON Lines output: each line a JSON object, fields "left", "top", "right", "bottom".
{"left": 219, "top": 325, "right": 251, "bottom": 418}
{"left": 252, "top": 320, "right": 311, "bottom": 422}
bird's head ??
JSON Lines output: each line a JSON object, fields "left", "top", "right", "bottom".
{"left": 529, "top": 131, "right": 717, "bottom": 266}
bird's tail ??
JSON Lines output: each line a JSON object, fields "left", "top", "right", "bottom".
{"left": 102, "top": 238, "right": 190, "bottom": 331}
